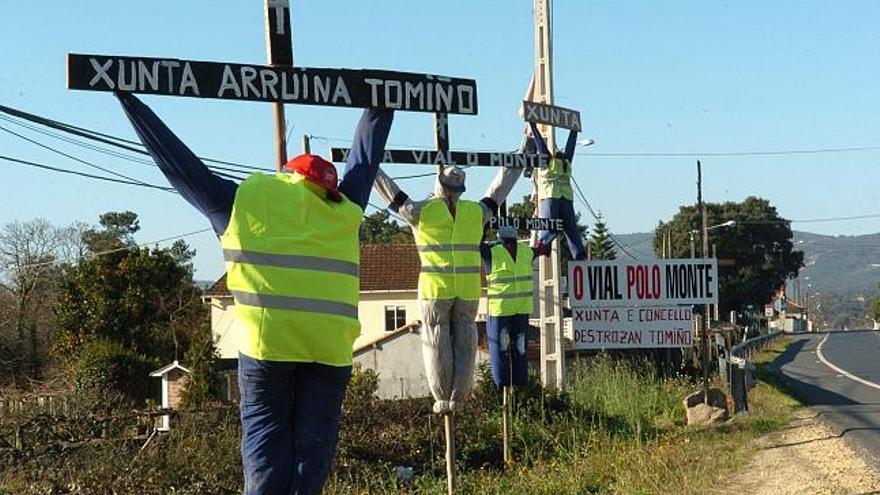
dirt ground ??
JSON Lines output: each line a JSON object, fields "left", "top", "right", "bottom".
{"left": 717, "top": 410, "right": 880, "bottom": 495}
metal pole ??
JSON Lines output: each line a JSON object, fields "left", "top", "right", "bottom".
{"left": 444, "top": 413, "right": 455, "bottom": 495}
{"left": 302, "top": 134, "right": 311, "bottom": 154}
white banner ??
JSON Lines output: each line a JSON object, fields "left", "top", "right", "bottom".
{"left": 568, "top": 258, "right": 719, "bottom": 308}
{"left": 568, "top": 306, "right": 693, "bottom": 349}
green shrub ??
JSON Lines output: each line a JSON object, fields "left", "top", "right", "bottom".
{"left": 72, "top": 338, "right": 155, "bottom": 403}
{"left": 181, "top": 317, "right": 222, "bottom": 408}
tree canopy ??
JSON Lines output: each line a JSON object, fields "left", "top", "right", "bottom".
{"left": 359, "top": 210, "right": 413, "bottom": 244}
{"left": 53, "top": 212, "right": 207, "bottom": 400}
{"left": 653, "top": 196, "right": 804, "bottom": 315}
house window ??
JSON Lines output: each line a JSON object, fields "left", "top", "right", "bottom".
{"left": 385, "top": 305, "right": 407, "bottom": 331}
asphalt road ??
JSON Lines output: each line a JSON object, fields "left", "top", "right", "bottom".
{"left": 772, "top": 330, "right": 880, "bottom": 465}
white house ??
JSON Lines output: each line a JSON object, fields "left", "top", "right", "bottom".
{"left": 203, "top": 244, "right": 496, "bottom": 400}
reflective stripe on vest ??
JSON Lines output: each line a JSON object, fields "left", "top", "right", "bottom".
{"left": 220, "top": 172, "right": 363, "bottom": 365}
{"left": 487, "top": 243, "right": 534, "bottom": 316}
{"left": 414, "top": 198, "right": 484, "bottom": 300}
{"left": 536, "top": 157, "right": 574, "bottom": 200}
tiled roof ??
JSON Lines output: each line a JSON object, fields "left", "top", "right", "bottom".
{"left": 204, "top": 244, "right": 425, "bottom": 297}
{"left": 204, "top": 276, "right": 230, "bottom": 297}
{"left": 360, "top": 244, "right": 422, "bottom": 292}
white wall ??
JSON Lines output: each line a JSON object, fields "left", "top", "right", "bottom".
{"left": 210, "top": 290, "right": 490, "bottom": 359}
{"left": 355, "top": 328, "right": 488, "bottom": 400}
{"left": 210, "top": 298, "right": 239, "bottom": 359}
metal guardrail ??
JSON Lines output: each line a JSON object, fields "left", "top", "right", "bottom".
{"left": 723, "top": 331, "right": 783, "bottom": 414}
{"left": 730, "top": 331, "right": 783, "bottom": 360}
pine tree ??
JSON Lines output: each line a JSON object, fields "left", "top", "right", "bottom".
{"left": 588, "top": 213, "right": 617, "bottom": 260}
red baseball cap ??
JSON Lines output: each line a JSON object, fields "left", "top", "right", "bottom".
{"left": 282, "top": 154, "right": 342, "bottom": 202}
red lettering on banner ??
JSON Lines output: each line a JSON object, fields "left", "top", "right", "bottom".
{"left": 626, "top": 266, "right": 635, "bottom": 299}
{"left": 627, "top": 264, "right": 664, "bottom": 300}
{"left": 651, "top": 265, "right": 661, "bottom": 299}
{"left": 573, "top": 265, "right": 584, "bottom": 301}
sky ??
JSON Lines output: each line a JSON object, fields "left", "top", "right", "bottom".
{"left": 1, "top": 1, "right": 879, "bottom": 281}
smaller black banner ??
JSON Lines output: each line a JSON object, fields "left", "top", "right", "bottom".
{"left": 489, "top": 216, "right": 564, "bottom": 231}
{"left": 522, "top": 100, "right": 581, "bottom": 131}
{"left": 330, "top": 148, "right": 547, "bottom": 168}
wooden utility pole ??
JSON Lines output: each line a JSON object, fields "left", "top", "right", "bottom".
{"left": 698, "top": 160, "right": 710, "bottom": 402}
{"left": 534, "top": 0, "right": 566, "bottom": 390}
{"left": 265, "top": 0, "right": 293, "bottom": 170}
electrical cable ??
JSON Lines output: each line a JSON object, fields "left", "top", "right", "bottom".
{"left": 307, "top": 133, "right": 880, "bottom": 159}
{"left": 0, "top": 103, "right": 271, "bottom": 173}
{"left": 0, "top": 124, "right": 164, "bottom": 188}
{"left": 569, "top": 176, "right": 647, "bottom": 260}
{"left": 575, "top": 145, "right": 880, "bottom": 158}
{"left": 20, "top": 227, "right": 215, "bottom": 269}
{"left": 0, "top": 154, "right": 174, "bottom": 192}
{"left": 367, "top": 201, "right": 408, "bottom": 224}
{"left": 0, "top": 113, "right": 250, "bottom": 180}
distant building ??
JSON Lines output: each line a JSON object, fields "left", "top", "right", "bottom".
{"left": 767, "top": 290, "right": 809, "bottom": 333}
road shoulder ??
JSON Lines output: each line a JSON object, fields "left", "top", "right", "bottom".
{"left": 719, "top": 408, "right": 880, "bottom": 494}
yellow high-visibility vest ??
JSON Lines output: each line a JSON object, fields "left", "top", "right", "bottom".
{"left": 220, "top": 173, "right": 362, "bottom": 365}
{"left": 487, "top": 243, "right": 534, "bottom": 316}
{"left": 536, "top": 157, "right": 574, "bottom": 200}
{"left": 414, "top": 198, "right": 484, "bottom": 300}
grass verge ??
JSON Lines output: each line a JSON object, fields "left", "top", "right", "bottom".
{"left": 326, "top": 338, "right": 802, "bottom": 494}
{"left": 0, "top": 339, "right": 801, "bottom": 495}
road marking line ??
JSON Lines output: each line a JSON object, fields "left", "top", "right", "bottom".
{"left": 816, "top": 333, "right": 880, "bottom": 391}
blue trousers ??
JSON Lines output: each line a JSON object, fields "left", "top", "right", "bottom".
{"left": 537, "top": 197, "right": 586, "bottom": 260}
{"left": 486, "top": 314, "right": 530, "bottom": 387}
{"left": 238, "top": 353, "right": 351, "bottom": 495}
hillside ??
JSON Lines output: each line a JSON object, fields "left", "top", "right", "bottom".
{"left": 613, "top": 230, "right": 880, "bottom": 296}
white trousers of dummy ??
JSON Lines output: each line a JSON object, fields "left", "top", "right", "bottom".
{"left": 419, "top": 297, "right": 479, "bottom": 414}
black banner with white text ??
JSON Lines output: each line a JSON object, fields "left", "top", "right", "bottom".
{"left": 329, "top": 148, "right": 547, "bottom": 168}
{"left": 68, "top": 54, "right": 478, "bottom": 114}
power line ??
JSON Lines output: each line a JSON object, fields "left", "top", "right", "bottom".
{"left": 0, "top": 103, "right": 270, "bottom": 174}
{"left": 0, "top": 154, "right": 173, "bottom": 192}
{"left": 308, "top": 133, "right": 880, "bottom": 160}
{"left": 0, "top": 114, "right": 156, "bottom": 165}
{"left": 367, "top": 201, "right": 408, "bottom": 224}
{"left": 576, "top": 145, "right": 880, "bottom": 158}
{"left": 390, "top": 171, "right": 437, "bottom": 180}
{"left": 20, "top": 227, "right": 215, "bottom": 269}
{"left": 0, "top": 113, "right": 249, "bottom": 180}
{"left": 570, "top": 176, "right": 649, "bottom": 260}
{"left": 0, "top": 124, "right": 165, "bottom": 189}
